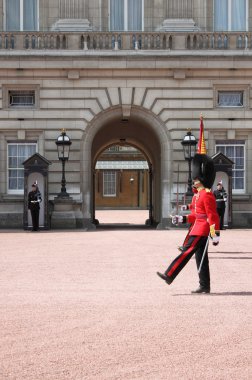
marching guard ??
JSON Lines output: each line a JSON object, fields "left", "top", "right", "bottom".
{"left": 157, "top": 153, "right": 220, "bottom": 294}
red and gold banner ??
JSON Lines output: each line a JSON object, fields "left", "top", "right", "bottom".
{"left": 197, "top": 114, "right": 207, "bottom": 154}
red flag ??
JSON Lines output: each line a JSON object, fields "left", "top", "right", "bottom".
{"left": 197, "top": 114, "right": 207, "bottom": 154}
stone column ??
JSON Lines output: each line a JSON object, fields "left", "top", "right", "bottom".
{"left": 59, "top": 0, "right": 87, "bottom": 18}
{"left": 166, "top": 0, "right": 193, "bottom": 18}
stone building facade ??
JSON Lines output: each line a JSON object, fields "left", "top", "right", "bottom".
{"left": 0, "top": 0, "right": 252, "bottom": 229}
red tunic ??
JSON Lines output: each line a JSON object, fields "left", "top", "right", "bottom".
{"left": 187, "top": 188, "right": 220, "bottom": 236}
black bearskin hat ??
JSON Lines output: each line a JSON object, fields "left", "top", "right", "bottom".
{"left": 192, "top": 154, "right": 216, "bottom": 189}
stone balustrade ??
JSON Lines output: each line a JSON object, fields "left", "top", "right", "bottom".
{"left": 0, "top": 31, "right": 251, "bottom": 51}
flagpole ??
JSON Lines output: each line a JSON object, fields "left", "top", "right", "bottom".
{"left": 198, "top": 113, "right": 207, "bottom": 155}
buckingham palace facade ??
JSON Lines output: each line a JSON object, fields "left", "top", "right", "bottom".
{"left": 0, "top": 0, "right": 252, "bottom": 229}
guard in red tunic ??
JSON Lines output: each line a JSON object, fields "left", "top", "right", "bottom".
{"left": 157, "top": 154, "right": 220, "bottom": 293}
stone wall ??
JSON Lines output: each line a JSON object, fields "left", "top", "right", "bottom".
{"left": 0, "top": 48, "right": 252, "bottom": 228}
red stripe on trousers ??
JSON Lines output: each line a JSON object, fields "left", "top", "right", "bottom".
{"left": 167, "top": 235, "right": 201, "bottom": 277}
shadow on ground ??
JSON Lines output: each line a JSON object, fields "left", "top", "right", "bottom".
{"left": 173, "top": 292, "right": 252, "bottom": 296}
{"left": 96, "top": 223, "right": 156, "bottom": 230}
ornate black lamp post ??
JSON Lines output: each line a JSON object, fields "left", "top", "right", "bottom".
{"left": 181, "top": 130, "right": 197, "bottom": 196}
{"left": 55, "top": 129, "right": 72, "bottom": 198}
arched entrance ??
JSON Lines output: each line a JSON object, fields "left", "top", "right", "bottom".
{"left": 81, "top": 106, "right": 172, "bottom": 229}
{"left": 93, "top": 143, "right": 152, "bottom": 227}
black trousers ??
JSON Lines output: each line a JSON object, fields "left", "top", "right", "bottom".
{"left": 217, "top": 207, "right": 225, "bottom": 230}
{"left": 165, "top": 235, "right": 210, "bottom": 288}
{"left": 30, "top": 208, "right": 39, "bottom": 231}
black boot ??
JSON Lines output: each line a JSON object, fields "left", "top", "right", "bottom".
{"left": 156, "top": 272, "right": 173, "bottom": 285}
{"left": 191, "top": 286, "right": 210, "bottom": 294}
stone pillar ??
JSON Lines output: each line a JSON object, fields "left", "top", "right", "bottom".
{"left": 167, "top": 0, "right": 193, "bottom": 18}
{"left": 67, "top": 34, "right": 80, "bottom": 49}
{"left": 173, "top": 34, "right": 187, "bottom": 49}
{"left": 156, "top": 178, "right": 171, "bottom": 230}
{"left": 15, "top": 34, "right": 24, "bottom": 50}
{"left": 59, "top": 0, "right": 86, "bottom": 18}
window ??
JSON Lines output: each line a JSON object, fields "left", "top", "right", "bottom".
{"left": 110, "top": 0, "right": 143, "bottom": 31}
{"left": 103, "top": 171, "right": 117, "bottom": 197}
{"left": 214, "top": 0, "right": 247, "bottom": 31}
{"left": 9, "top": 90, "right": 35, "bottom": 107}
{"left": 5, "top": 0, "right": 38, "bottom": 31}
{"left": 218, "top": 91, "right": 243, "bottom": 107}
{"left": 3, "top": 86, "right": 39, "bottom": 109}
{"left": 8, "top": 143, "right": 36, "bottom": 193}
{"left": 216, "top": 142, "right": 245, "bottom": 192}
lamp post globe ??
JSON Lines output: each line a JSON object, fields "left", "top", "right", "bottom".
{"left": 181, "top": 130, "right": 197, "bottom": 196}
{"left": 55, "top": 129, "right": 72, "bottom": 198}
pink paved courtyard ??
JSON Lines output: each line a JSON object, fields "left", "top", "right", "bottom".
{"left": 0, "top": 211, "right": 251, "bottom": 380}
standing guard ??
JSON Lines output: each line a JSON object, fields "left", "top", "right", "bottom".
{"left": 213, "top": 181, "right": 228, "bottom": 230}
{"left": 28, "top": 182, "right": 42, "bottom": 231}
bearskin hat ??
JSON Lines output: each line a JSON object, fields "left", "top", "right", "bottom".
{"left": 192, "top": 153, "right": 216, "bottom": 189}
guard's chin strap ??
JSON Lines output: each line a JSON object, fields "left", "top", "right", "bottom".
{"left": 194, "top": 180, "right": 200, "bottom": 185}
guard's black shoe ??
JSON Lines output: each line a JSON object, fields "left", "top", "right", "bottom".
{"left": 156, "top": 272, "right": 173, "bottom": 285}
{"left": 191, "top": 286, "right": 210, "bottom": 294}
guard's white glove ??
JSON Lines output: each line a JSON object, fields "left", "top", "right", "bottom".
{"left": 212, "top": 236, "right": 220, "bottom": 246}
{"left": 171, "top": 215, "right": 183, "bottom": 225}
{"left": 181, "top": 205, "right": 188, "bottom": 211}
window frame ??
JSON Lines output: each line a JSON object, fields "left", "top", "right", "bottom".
{"left": 8, "top": 90, "right": 36, "bottom": 108}
{"left": 213, "top": 84, "right": 249, "bottom": 109}
{"left": 7, "top": 142, "right": 37, "bottom": 194}
{"left": 213, "top": 0, "right": 248, "bottom": 32}
{"left": 4, "top": 0, "right": 39, "bottom": 31}
{"left": 2, "top": 85, "right": 39, "bottom": 109}
{"left": 217, "top": 91, "right": 244, "bottom": 108}
{"left": 215, "top": 141, "right": 246, "bottom": 194}
{"left": 103, "top": 171, "right": 117, "bottom": 197}
{"left": 109, "top": 0, "right": 144, "bottom": 32}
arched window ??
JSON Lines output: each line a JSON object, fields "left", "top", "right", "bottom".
{"left": 214, "top": 0, "right": 247, "bottom": 31}
{"left": 110, "top": 0, "right": 144, "bottom": 31}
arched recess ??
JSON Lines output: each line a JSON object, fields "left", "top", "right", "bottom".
{"left": 94, "top": 142, "right": 151, "bottom": 225}
{"left": 81, "top": 106, "right": 172, "bottom": 229}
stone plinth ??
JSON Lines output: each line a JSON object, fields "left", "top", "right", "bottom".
{"left": 51, "top": 197, "right": 78, "bottom": 229}
{"left": 158, "top": 18, "right": 200, "bottom": 32}
{"left": 51, "top": 19, "right": 93, "bottom": 32}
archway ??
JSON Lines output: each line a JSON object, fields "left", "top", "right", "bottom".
{"left": 81, "top": 106, "right": 172, "bottom": 229}
{"left": 94, "top": 143, "right": 151, "bottom": 227}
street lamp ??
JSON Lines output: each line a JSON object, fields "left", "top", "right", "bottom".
{"left": 55, "top": 129, "right": 72, "bottom": 198}
{"left": 181, "top": 130, "right": 197, "bottom": 196}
